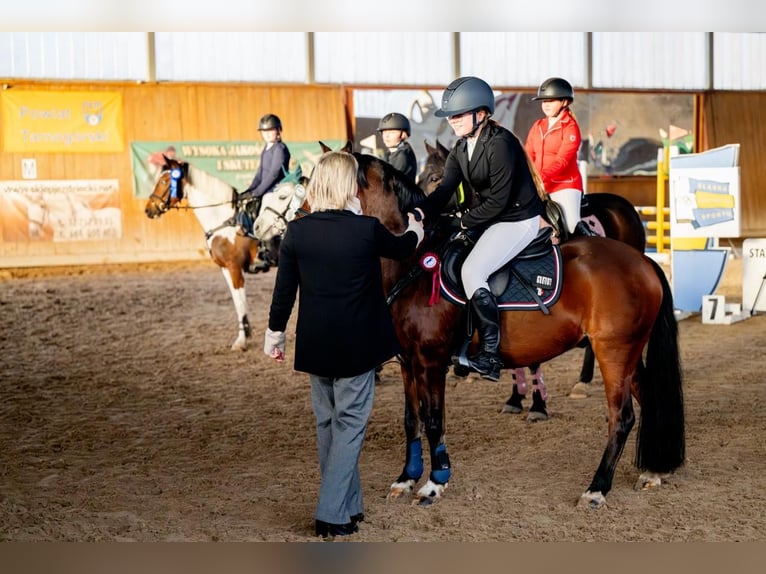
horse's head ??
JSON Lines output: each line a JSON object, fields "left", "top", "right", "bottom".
{"left": 418, "top": 139, "right": 450, "bottom": 195}
{"left": 252, "top": 177, "right": 310, "bottom": 267}
{"left": 144, "top": 157, "right": 190, "bottom": 219}
{"left": 255, "top": 143, "right": 426, "bottom": 269}
{"left": 354, "top": 152, "right": 425, "bottom": 233}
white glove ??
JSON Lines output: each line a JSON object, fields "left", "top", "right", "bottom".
{"left": 264, "top": 328, "right": 286, "bottom": 362}
{"left": 406, "top": 212, "right": 425, "bottom": 247}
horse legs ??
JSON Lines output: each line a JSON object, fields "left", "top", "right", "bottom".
{"left": 500, "top": 368, "right": 527, "bottom": 414}
{"left": 220, "top": 267, "right": 251, "bottom": 351}
{"left": 577, "top": 357, "right": 636, "bottom": 509}
{"left": 388, "top": 362, "right": 424, "bottom": 499}
{"left": 527, "top": 367, "right": 549, "bottom": 422}
{"left": 389, "top": 361, "right": 451, "bottom": 505}
{"left": 501, "top": 366, "right": 549, "bottom": 422}
{"left": 570, "top": 338, "right": 596, "bottom": 399}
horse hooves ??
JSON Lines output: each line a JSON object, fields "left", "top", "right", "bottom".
{"left": 569, "top": 381, "right": 591, "bottom": 399}
{"left": 231, "top": 341, "right": 247, "bottom": 352}
{"left": 500, "top": 404, "right": 523, "bottom": 414}
{"left": 387, "top": 479, "right": 415, "bottom": 500}
{"left": 635, "top": 472, "right": 663, "bottom": 490}
{"left": 577, "top": 490, "right": 607, "bottom": 509}
{"left": 526, "top": 410, "right": 549, "bottom": 422}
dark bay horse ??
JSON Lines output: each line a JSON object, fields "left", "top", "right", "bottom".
{"left": 144, "top": 156, "right": 302, "bottom": 350}
{"left": 259, "top": 147, "right": 684, "bottom": 509}
{"left": 419, "top": 140, "right": 648, "bottom": 416}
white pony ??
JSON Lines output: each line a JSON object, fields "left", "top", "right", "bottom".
{"left": 144, "top": 158, "right": 301, "bottom": 351}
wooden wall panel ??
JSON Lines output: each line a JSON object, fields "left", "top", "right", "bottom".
{"left": 1, "top": 81, "right": 348, "bottom": 267}
{"left": 700, "top": 92, "right": 766, "bottom": 236}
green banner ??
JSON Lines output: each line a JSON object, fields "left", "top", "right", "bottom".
{"left": 131, "top": 140, "right": 343, "bottom": 199}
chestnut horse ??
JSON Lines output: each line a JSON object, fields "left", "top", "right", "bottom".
{"left": 258, "top": 147, "right": 684, "bottom": 509}
{"left": 419, "top": 139, "right": 648, "bottom": 417}
{"left": 144, "top": 157, "right": 302, "bottom": 350}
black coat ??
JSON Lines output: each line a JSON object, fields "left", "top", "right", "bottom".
{"left": 418, "top": 122, "right": 544, "bottom": 228}
{"left": 384, "top": 141, "right": 418, "bottom": 183}
{"left": 268, "top": 209, "right": 419, "bottom": 378}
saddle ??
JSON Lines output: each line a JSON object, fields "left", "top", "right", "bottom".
{"left": 439, "top": 227, "right": 563, "bottom": 313}
{"left": 436, "top": 226, "right": 563, "bottom": 376}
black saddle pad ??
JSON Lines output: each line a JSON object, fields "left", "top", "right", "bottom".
{"left": 438, "top": 233, "right": 563, "bottom": 311}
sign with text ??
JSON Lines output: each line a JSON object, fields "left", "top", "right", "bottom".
{"left": 1, "top": 90, "right": 124, "bottom": 153}
{"left": 743, "top": 238, "right": 766, "bottom": 314}
{"left": 669, "top": 166, "right": 741, "bottom": 238}
{"left": 131, "top": 140, "right": 342, "bottom": 199}
{"left": 0, "top": 179, "right": 121, "bottom": 242}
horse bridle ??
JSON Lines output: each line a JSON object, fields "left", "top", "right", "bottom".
{"left": 147, "top": 167, "right": 185, "bottom": 214}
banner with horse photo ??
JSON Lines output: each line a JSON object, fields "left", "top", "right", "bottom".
{"left": 352, "top": 88, "right": 694, "bottom": 178}
{"left": 131, "top": 140, "right": 343, "bottom": 199}
{"left": 0, "top": 179, "right": 121, "bottom": 243}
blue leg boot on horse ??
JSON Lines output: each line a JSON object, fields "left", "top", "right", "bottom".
{"left": 468, "top": 287, "right": 502, "bottom": 381}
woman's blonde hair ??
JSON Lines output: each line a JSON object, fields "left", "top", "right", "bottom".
{"left": 306, "top": 151, "right": 358, "bottom": 212}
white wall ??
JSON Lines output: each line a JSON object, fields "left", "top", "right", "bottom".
{"left": 1, "top": 32, "right": 765, "bottom": 92}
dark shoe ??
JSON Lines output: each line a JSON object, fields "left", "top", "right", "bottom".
{"left": 315, "top": 519, "right": 359, "bottom": 538}
{"left": 351, "top": 513, "right": 364, "bottom": 524}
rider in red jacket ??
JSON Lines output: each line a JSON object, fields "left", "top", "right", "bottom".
{"left": 525, "top": 77, "right": 595, "bottom": 237}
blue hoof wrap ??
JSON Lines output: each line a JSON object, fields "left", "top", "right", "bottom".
{"left": 405, "top": 438, "right": 423, "bottom": 480}
{"left": 431, "top": 444, "right": 451, "bottom": 484}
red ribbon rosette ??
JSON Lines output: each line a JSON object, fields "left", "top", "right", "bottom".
{"left": 419, "top": 252, "right": 441, "bottom": 306}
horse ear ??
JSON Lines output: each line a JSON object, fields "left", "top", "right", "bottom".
{"left": 424, "top": 140, "right": 436, "bottom": 155}
{"left": 342, "top": 140, "right": 353, "bottom": 153}
{"left": 318, "top": 141, "right": 331, "bottom": 153}
{"left": 437, "top": 139, "right": 450, "bottom": 157}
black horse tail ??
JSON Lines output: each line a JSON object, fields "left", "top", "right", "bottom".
{"left": 635, "top": 257, "right": 685, "bottom": 473}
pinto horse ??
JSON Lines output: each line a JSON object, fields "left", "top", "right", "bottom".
{"left": 419, "top": 139, "right": 648, "bottom": 417}
{"left": 258, "top": 146, "right": 684, "bottom": 509}
{"left": 144, "top": 157, "right": 302, "bottom": 350}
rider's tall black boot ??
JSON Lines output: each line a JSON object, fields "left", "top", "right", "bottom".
{"left": 574, "top": 220, "right": 599, "bottom": 237}
{"left": 468, "top": 287, "right": 502, "bottom": 381}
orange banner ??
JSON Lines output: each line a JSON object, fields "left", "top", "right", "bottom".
{"left": 1, "top": 90, "right": 124, "bottom": 153}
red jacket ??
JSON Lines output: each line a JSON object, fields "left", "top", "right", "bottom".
{"left": 524, "top": 110, "right": 583, "bottom": 194}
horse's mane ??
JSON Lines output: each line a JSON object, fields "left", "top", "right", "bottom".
{"left": 183, "top": 163, "right": 237, "bottom": 208}
{"left": 353, "top": 152, "right": 425, "bottom": 215}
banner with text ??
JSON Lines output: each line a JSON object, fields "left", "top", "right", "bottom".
{"left": 131, "top": 140, "right": 343, "bottom": 199}
{"left": 0, "top": 180, "right": 121, "bottom": 243}
{"left": 1, "top": 90, "right": 124, "bottom": 153}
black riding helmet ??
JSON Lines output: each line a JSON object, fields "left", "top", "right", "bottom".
{"left": 435, "top": 76, "right": 495, "bottom": 118}
{"left": 531, "top": 77, "right": 574, "bottom": 101}
{"left": 258, "top": 113, "right": 282, "bottom": 131}
{"left": 377, "top": 112, "right": 411, "bottom": 136}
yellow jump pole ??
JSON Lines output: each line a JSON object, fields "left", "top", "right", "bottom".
{"left": 655, "top": 145, "right": 669, "bottom": 254}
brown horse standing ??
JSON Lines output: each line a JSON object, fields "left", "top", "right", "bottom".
{"left": 363, "top": 152, "right": 682, "bottom": 508}
{"left": 418, "top": 139, "right": 648, "bottom": 416}
{"left": 258, "top": 148, "right": 684, "bottom": 509}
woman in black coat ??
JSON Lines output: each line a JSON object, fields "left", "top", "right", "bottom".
{"left": 264, "top": 151, "right": 423, "bottom": 538}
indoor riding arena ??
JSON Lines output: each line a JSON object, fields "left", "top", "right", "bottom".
{"left": 1, "top": 256, "right": 765, "bottom": 542}
{"left": 2, "top": 32, "right": 766, "bottom": 542}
